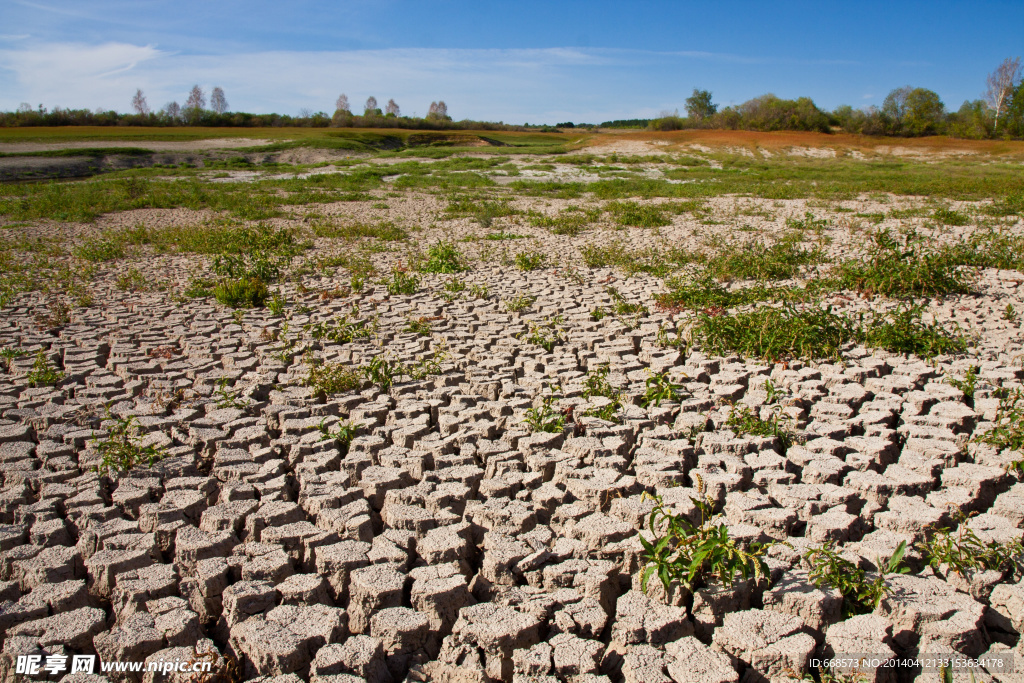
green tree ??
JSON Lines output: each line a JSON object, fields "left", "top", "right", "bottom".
{"left": 1003, "top": 81, "right": 1024, "bottom": 138}
{"left": 948, "top": 100, "right": 993, "bottom": 139}
{"left": 685, "top": 88, "right": 717, "bottom": 122}
{"left": 903, "top": 88, "right": 945, "bottom": 136}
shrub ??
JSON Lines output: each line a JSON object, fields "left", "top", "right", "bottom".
{"left": 706, "top": 235, "right": 822, "bottom": 281}
{"left": 726, "top": 404, "right": 794, "bottom": 451}
{"left": 214, "top": 278, "right": 269, "bottom": 308}
{"left": 304, "top": 315, "right": 375, "bottom": 343}
{"left": 318, "top": 418, "right": 359, "bottom": 454}
{"left": 74, "top": 236, "right": 126, "bottom": 262}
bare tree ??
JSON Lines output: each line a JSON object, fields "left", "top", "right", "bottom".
{"left": 986, "top": 57, "right": 1023, "bottom": 127}
{"left": 427, "top": 100, "right": 448, "bottom": 119}
{"left": 210, "top": 87, "right": 228, "bottom": 114}
{"left": 131, "top": 88, "right": 150, "bottom": 115}
{"left": 163, "top": 102, "right": 181, "bottom": 121}
{"left": 364, "top": 96, "right": 378, "bottom": 115}
{"left": 16, "top": 102, "right": 31, "bottom": 113}
{"left": 298, "top": 107, "right": 312, "bottom": 119}
{"left": 385, "top": 99, "right": 400, "bottom": 117}
{"left": 335, "top": 93, "right": 350, "bottom": 113}
{"left": 185, "top": 85, "right": 206, "bottom": 111}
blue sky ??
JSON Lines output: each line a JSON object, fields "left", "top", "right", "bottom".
{"left": 1, "top": 0, "right": 1021, "bottom": 123}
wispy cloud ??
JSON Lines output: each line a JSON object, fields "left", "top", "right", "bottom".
{"left": 0, "top": 41, "right": 872, "bottom": 120}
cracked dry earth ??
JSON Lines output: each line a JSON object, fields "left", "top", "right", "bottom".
{"left": 2, "top": 186, "right": 1024, "bottom": 683}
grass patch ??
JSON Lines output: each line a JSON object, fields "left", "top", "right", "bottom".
{"left": 312, "top": 219, "right": 409, "bottom": 242}
{"left": 691, "top": 303, "right": 966, "bottom": 361}
{"left": 835, "top": 229, "right": 973, "bottom": 297}
{"left": 213, "top": 277, "right": 269, "bottom": 308}
{"left": 514, "top": 249, "right": 548, "bottom": 271}
{"left": 606, "top": 200, "right": 671, "bottom": 228}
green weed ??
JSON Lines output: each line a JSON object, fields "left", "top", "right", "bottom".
{"left": 418, "top": 241, "right": 470, "bottom": 274}
{"left": 503, "top": 292, "right": 537, "bottom": 312}
{"left": 74, "top": 236, "right": 126, "bottom": 262}
{"left": 725, "top": 404, "right": 793, "bottom": 451}
{"left": 973, "top": 388, "right": 1024, "bottom": 453}
{"left": 305, "top": 315, "right": 375, "bottom": 343}
{"left": 92, "top": 413, "right": 164, "bottom": 476}
{"left": 522, "top": 394, "right": 565, "bottom": 434}
{"left": 303, "top": 361, "right": 363, "bottom": 397}
{"left": 514, "top": 250, "right": 548, "bottom": 271}
{"left": 836, "top": 229, "right": 972, "bottom": 297}
{"left": 640, "top": 371, "right": 686, "bottom": 407}
{"left": 804, "top": 540, "right": 909, "bottom": 617}
{"left": 639, "top": 480, "right": 773, "bottom": 594}
{"left": 386, "top": 268, "right": 420, "bottom": 295}
{"left": 115, "top": 268, "right": 148, "bottom": 292}
{"left": 405, "top": 317, "right": 433, "bottom": 336}
{"left": 523, "top": 316, "right": 566, "bottom": 353}
{"left": 917, "top": 510, "right": 1024, "bottom": 579}
{"left": 213, "top": 278, "right": 269, "bottom": 308}
{"left": 318, "top": 418, "right": 359, "bottom": 454}
{"left": 26, "top": 350, "right": 64, "bottom": 387}
{"left": 0, "top": 348, "right": 28, "bottom": 372}
{"left": 606, "top": 201, "right": 671, "bottom": 228}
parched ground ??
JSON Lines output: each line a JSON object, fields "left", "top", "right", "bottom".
{"left": 0, "top": 134, "right": 1024, "bottom": 683}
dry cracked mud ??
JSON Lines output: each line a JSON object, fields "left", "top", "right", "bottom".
{"left": 1, "top": 145, "right": 1024, "bottom": 683}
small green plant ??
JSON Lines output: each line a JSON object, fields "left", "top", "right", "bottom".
{"left": 92, "top": 413, "right": 164, "bottom": 476}
{"left": 785, "top": 211, "right": 831, "bottom": 233}
{"left": 419, "top": 241, "right": 469, "bottom": 274}
{"left": 855, "top": 304, "right": 968, "bottom": 358}
{"left": 1005, "top": 304, "right": 1018, "bottom": 323}
{"left": 444, "top": 277, "right": 467, "bottom": 293}
{"left": 363, "top": 355, "right": 401, "bottom": 390}
{"left": 74, "top": 236, "right": 126, "bottom": 262}
{"left": 590, "top": 307, "right": 608, "bottom": 321}
{"left": 514, "top": 250, "right": 548, "bottom": 271}
{"left": 302, "top": 361, "right": 362, "bottom": 396}
{"left": 267, "top": 292, "right": 286, "bottom": 316}
{"left": 383, "top": 269, "right": 420, "bottom": 299}
{"left": 386, "top": 268, "right": 420, "bottom": 295}
{"left": 305, "top": 315, "right": 375, "bottom": 343}
{"left": 945, "top": 365, "right": 980, "bottom": 400}
{"left": 917, "top": 510, "right": 1024, "bottom": 579}
{"left": 213, "top": 277, "right": 270, "bottom": 308}
{"left": 0, "top": 348, "right": 28, "bottom": 372}
{"left": 214, "top": 378, "right": 249, "bottom": 409}
{"left": 405, "top": 317, "right": 433, "bottom": 336}
{"left": 469, "top": 283, "right": 490, "bottom": 299}
{"left": 503, "top": 292, "right": 537, "bottom": 312}
{"left": 639, "top": 479, "right": 773, "bottom": 594}
{"left": 26, "top": 350, "right": 65, "bottom": 387}
{"left": 725, "top": 404, "right": 794, "bottom": 451}
{"left": 640, "top": 371, "right": 686, "bottom": 407}
{"left": 523, "top": 317, "right": 566, "bottom": 353}
{"left": 804, "top": 540, "right": 908, "bottom": 617}
{"left": 318, "top": 418, "right": 359, "bottom": 454}
{"left": 973, "top": 388, "right": 1024, "bottom": 453}
{"left": 484, "top": 231, "right": 525, "bottom": 241}
{"left": 522, "top": 393, "right": 566, "bottom": 434}
{"left": 116, "top": 268, "right": 149, "bottom": 292}
{"left": 184, "top": 277, "right": 215, "bottom": 298}
{"left": 932, "top": 207, "right": 970, "bottom": 226}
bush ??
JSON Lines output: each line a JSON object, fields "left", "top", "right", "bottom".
{"left": 514, "top": 250, "right": 548, "bottom": 271}
{"left": 213, "top": 277, "right": 269, "bottom": 308}
{"left": 693, "top": 305, "right": 855, "bottom": 361}
{"left": 93, "top": 414, "right": 164, "bottom": 476}
{"left": 804, "top": 540, "right": 908, "bottom": 617}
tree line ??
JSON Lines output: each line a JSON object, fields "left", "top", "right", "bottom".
{"left": 3, "top": 58, "right": 1024, "bottom": 138}
{"left": 612, "top": 58, "right": 1024, "bottom": 139}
